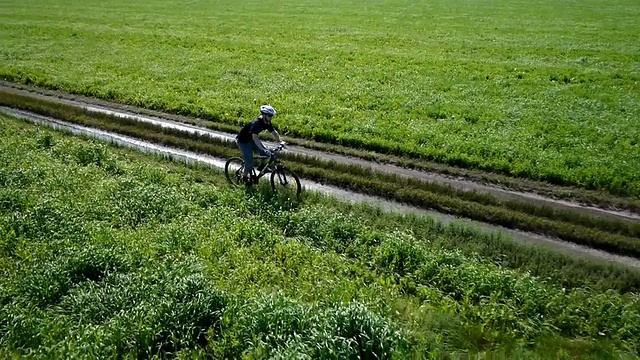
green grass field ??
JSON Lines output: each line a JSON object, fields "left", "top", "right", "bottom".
{"left": 1, "top": 0, "right": 639, "bottom": 196}
{"left": 2, "top": 114, "right": 640, "bottom": 358}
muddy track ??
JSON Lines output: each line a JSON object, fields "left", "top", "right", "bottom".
{"left": 1, "top": 83, "right": 638, "bottom": 223}
{"left": 3, "top": 105, "right": 640, "bottom": 269}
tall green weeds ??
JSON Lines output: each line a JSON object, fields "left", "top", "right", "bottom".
{"left": 1, "top": 115, "right": 639, "bottom": 358}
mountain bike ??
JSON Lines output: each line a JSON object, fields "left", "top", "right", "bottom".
{"left": 225, "top": 143, "right": 302, "bottom": 197}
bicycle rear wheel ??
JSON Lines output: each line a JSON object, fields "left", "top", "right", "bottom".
{"left": 225, "top": 157, "right": 245, "bottom": 187}
{"left": 270, "top": 167, "right": 302, "bottom": 198}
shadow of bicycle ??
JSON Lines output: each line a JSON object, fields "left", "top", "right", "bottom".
{"left": 241, "top": 182, "right": 304, "bottom": 214}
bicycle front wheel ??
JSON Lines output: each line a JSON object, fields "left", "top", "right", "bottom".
{"left": 225, "top": 157, "right": 245, "bottom": 187}
{"left": 270, "top": 167, "right": 302, "bottom": 198}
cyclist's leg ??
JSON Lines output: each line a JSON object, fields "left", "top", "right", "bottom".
{"left": 249, "top": 141, "right": 263, "bottom": 175}
{"left": 236, "top": 140, "right": 254, "bottom": 180}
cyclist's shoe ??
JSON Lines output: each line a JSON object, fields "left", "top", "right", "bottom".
{"left": 242, "top": 175, "right": 251, "bottom": 185}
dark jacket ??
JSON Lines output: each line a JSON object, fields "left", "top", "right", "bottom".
{"left": 237, "top": 118, "right": 275, "bottom": 143}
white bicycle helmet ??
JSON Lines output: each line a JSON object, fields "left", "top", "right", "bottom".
{"left": 260, "top": 105, "right": 276, "bottom": 116}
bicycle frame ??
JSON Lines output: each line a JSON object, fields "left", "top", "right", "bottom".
{"left": 248, "top": 145, "right": 285, "bottom": 183}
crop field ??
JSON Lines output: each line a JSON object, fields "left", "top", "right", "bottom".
{"left": 1, "top": 0, "right": 639, "bottom": 197}
{"left": 2, "top": 115, "right": 640, "bottom": 358}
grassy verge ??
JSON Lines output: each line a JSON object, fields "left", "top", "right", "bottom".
{"left": 321, "top": 199, "right": 640, "bottom": 294}
{"left": 2, "top": 114, "right": 640, "bottom": 358}
{"left": 2, "top": 89, "right": 639, "bottom": 259}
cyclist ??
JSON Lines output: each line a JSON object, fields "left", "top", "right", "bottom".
{"left": 236, "top": 105, "right": 284, "bottom": 184}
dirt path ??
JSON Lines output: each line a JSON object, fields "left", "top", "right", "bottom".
{"left": 4, "top": 83, "right": 636, "bottom": 222}
{"left": 3, "top": 82, "right": 639, "bottom": 222}
{"left": 3, "top": 105, "right": 640, "bottom": 269}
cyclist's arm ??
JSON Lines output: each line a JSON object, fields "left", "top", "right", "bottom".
{"left": 271, "top": 130, "right": 282, "bottom": 143}
{"left": 252, "top": 134, "right": 269, "bottom": 153}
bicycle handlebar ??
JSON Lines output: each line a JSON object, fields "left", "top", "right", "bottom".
{"left": 270, "top": 142, "right": 287, "bottom": 153}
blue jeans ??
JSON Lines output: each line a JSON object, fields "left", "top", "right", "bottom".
{"left": 236, "top": 140, "right": 269, "bottom": 177}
